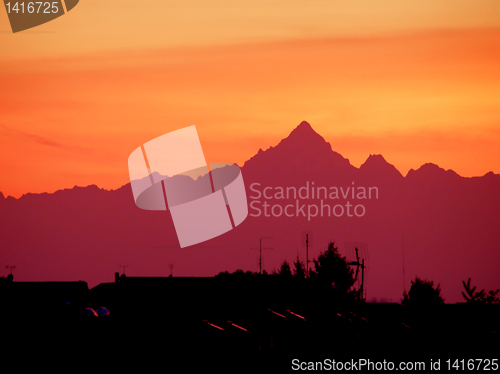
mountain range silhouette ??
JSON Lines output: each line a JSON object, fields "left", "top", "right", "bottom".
{"left": 1, "top": 121, "right": 499, "bottom": 303}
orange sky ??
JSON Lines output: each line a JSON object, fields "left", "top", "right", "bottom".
{"left": 1, "top": 1, "right": 500, "bottom": 198}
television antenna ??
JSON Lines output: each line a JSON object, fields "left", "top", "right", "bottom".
{"left": 301, "top": 231, "right": 313, "bottom": 277}
{"left": 169, "top": 264, "right": 174, "bottom": 277}
{"left": 6, "top": 265, "right": 15, "bottom": 275}
{"left": 345, "top": 242, "right": 368, "bottom": 301}
{"left": 118, "top": 264, "right": 129, "bottom": 275}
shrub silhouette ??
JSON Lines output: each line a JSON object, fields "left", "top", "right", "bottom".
{"left": 403, "top": 276, "right": 444, "bottom": 306}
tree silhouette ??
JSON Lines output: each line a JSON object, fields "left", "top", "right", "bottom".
{"left": 462, "top": 278, "right": 500, "bottom": 304}
{"left": 402, "top": 276, "right": 444, "bottom": 306}
{"left": 310, "top": 242, "right": 355, "bottom": 294}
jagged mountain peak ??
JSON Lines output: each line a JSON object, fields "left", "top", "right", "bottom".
{"left": 410, "top": 162, "right": 458, "bottom": 175}
{"left": 289, "top": 120, "right": 315, "bottom": 135}
{"left": 360, "top": 154, "right": 390, "bottom": 168}
{"left": 359, "top": 154, "right": 403, "bottom": 180}
{"left": 243, "top": 121, "right": 354, "bottom": 174}
{"left": 282, "top": 120, "right": 329, "bottom": 146}
{"left": 406, "top": 163, "right": 461, "bottom": 182}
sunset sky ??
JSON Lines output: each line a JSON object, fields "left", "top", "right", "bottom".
{"left": 1, "top": 0, "right": 500, "bottom": 198}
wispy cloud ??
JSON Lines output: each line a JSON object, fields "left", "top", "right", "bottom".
{"left": 0, "top": 125, "right": 89, "bottom": 152}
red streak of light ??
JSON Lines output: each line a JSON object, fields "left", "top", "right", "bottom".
{"left": 268, "top": 309, "right": 287, "bottom": 319}
{"left": 203, "top": 320, "right": 224, "bottom": 331}
{"left": 287, "top": 309, "right": 306, "bottom": 320}
{"left": 230, "top": 323, "right": 248, "bottom": 332}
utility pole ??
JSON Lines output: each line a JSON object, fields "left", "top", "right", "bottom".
{"left": 306, "top": 234, "right": 309, "bottom": 277}
{"left": 402, "top": 233, "right": 406, "bottom": 295}
{"left": 259, "top": 237, "right": 273, "bottom": 275}
{"left": 361, "top": 257, "right": 365, "bottom": 300}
